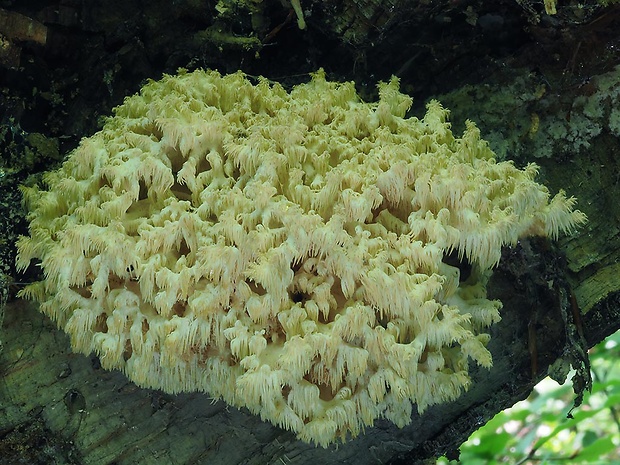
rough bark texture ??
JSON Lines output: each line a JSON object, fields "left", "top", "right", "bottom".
{"left": 1, "top": 1, "right": 620, "bottom": 464}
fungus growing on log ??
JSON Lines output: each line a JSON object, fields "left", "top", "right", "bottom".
{"left": 17, "top": 69, "right": 586, "bottom": 446}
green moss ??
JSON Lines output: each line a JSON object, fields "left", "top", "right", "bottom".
{"left": 434, "top": 64, "right": 620, "bottom": 162}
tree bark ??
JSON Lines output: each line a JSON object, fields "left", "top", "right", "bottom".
{"left": 1, "top": 150, "right": 617, "bottom": 465}
{"left": 1, "top": 1, "right": 620, "bottom": 464}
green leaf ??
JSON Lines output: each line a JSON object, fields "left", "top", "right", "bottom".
{"left": 470, "top": 431, "right": 513, "bottom": 457}
{"left": 531, "top": 408, "right": 599, "bottom": 450}
{"left": 581, "top": 429, "right": 599, "bottom": 448}
{"left": 603, "top": 393, "right": 620, "bottom": 409}
{"left": 577, "top": 436, "right": 617, "bottom": 462}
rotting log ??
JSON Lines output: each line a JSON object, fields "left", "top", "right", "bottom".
{"left": 1, "top": 159, "right": 617, "bottom": 465}
{"left": 0, "top": 8, "right": 47, "bottom": 68}
{"left": 1, "top": 1, "right": 620, "bottom": 463}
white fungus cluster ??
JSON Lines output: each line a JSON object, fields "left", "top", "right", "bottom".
{"left": 17, "top": 69, "right": 585, "bottom": 446}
